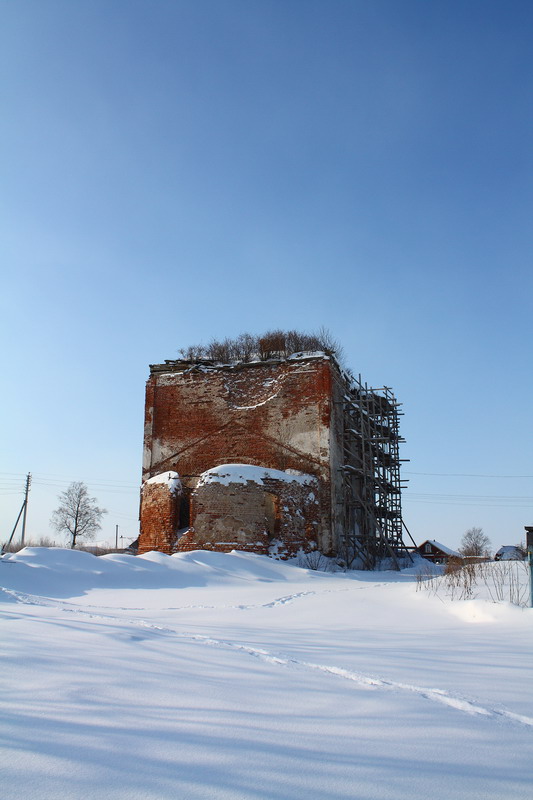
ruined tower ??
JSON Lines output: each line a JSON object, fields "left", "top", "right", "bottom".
{"left": 139, "top": 351, "right": 411, "bottom": 567}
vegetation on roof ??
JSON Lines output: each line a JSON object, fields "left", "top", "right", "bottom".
{"left": 178, "top": 328, "right": 344, "bottom": 365}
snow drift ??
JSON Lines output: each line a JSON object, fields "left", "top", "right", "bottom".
{"left": 1, "top": 547, "right": 532, "bottom": 800}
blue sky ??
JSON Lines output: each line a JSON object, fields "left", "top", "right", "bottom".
{"left": 1, "top": 0, "right": 532, "bottom": 551}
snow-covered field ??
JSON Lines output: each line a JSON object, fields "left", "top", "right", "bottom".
{"left": 1, "top": 548, "right": 532, "bottom": 800}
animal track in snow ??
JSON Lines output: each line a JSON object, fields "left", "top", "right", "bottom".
{"left": 183, "top": 634, "right": 533, "bottom": 730}
{"left": 5, "top": 586, "right": 533, "bottom": 730}
{"left": 234, "top": 590, "right": 318, "bottom": 609}
{"left": 3, "top": 586, "right": 325, "bottom": 613}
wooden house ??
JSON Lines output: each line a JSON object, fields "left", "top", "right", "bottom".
{"left": 416, "top": 539, "right": 461, "bottom": 565}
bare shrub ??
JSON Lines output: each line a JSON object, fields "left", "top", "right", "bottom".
{"left": 178, "top": 343, "right": 207, "bottom": 360}
{"left": 205, "top": 337, "right": 234, "bottom": 362}
{"left": 415, "top": 561, "right": 442, "bottom": 594}
{"left": 417, "top": 558, "right": 528, "bottom": 606}
{"left": 482, "top": 560, "right": 529, "bottom": 606}
{"left": 77, "top": 544, "right": 122, "bottom": 556}
{"left": 234, "top": 332, "right": 257, "bottom": 362}
{"left": 285, "top": 330, "right": 309, "bottom": 354}
{"left": 316, "top": 326, "right": 345, "bottom": 363}
{"left": 2, "top": 537, "right": 59, "bottom": 553}
{"left": 297, "top": 550, "right": 337, "bottom": 572}
{"left": 37, "top": 536, "right": 57, "bottom": 548}
{"left": 258, "top": 330, "right": 288, "bottom": 360}
{"left": 444, "top": 556, "right": 464, "bottom": 575}
{"left": 178, "top": 328, "right": 343, "bottom": 365}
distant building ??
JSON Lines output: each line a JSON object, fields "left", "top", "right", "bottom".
{"left": 416, "top": 539, "right": 461, "bottom": 564}
{"left": 494, "top": 545, "right": 525, "bottom": 561}
{"left": 139, "top": 347, "right": 411, "bottom": 568}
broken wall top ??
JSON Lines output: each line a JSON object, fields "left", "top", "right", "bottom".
{"left": 149, "top": 350, "right": 335, "bottom": 375}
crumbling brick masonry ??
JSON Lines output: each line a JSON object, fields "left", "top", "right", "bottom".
{"left": 139, "top": 354, "right": 344, "bottom": 557}
{"left": 138, "top": 352, "right": 407, "bottom": 566}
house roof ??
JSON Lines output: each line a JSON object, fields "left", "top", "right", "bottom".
{"left": 496, "top": 545, "right": 524, "bottom": 555}
{"left": 419, "top": 539, "right": 461, "bottom": 558}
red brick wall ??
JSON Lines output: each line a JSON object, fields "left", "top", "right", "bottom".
{"left": 139, "top": 356, "right": 336, "bottom": 555}
{"left": 138, "top": 479, "right": 180, "bottom": 555}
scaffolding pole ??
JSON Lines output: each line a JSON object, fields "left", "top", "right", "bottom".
{"left": 340, "top": 377, "right": 411, "bottom": 570}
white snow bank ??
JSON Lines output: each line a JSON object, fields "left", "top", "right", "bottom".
{"left": 401, "top": 554, "right": 444, "bottom": 575}
{"left": 197, "top": 463, "right": 315, "bottom": 487}
{"left": 0, "top": 546, "right": 323, "bottom": 598}
{"left": 445, "top": 598, "right": 526, "bottom": 624}
{"left": 2, "top": 548, "right": 533, "bottom": 800}
{"left": 143, "top": 470, "right": 181, "bottom": 493}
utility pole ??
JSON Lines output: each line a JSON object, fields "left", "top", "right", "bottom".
{"left": 525, "top": 527, "right": 533, "bottom": 608}
{"left": 115, "top": 524, "right": 119, "bottom": 550}
{"left": 20, "top": 473, "right": 32, "bottom": 547}
{"left": 2, "top": 473, "right": 32, "bottom": 555}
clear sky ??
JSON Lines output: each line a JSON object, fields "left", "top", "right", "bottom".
{"left": 1, "top": 0, "right": 532, "bottom": 552}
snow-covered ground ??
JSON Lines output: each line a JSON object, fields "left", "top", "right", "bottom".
{"left": 1, "top": 548, "right": 532, "bottom": 800}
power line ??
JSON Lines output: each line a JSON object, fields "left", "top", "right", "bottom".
{"left": 106, "top": 510, "right": 138, "bottom": 521}
{"left": 405, "top": 471, "right": 533, "bottom": 478}
{"left": 32, "top": 478, "right": 138, "bottom": 489}
{"left": 11, "top": 468, "right": 532, "bottom": 483}
{"left": 31, "top": 480, "right": 138, "bottom": 493}
{"left": 0, "top": 471, "right": 32, "bottom": 477}
{"left": 0, "top": 470, "right": 138, "bottom": 487}
{"left": 404, "top": 498, "right": 533, "bottom": 508}
{"left": 407, "top": 492, "right": 533, "bottom": 500}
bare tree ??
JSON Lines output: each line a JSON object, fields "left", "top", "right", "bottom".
{"left": 316, "top": 326, "right": 345, "bottom": 365}
{"left": 206, "top": 337, "right": 234, "bottom": 362}
{"left": 234, "top": 332, "right": 257, "bottom": 362}
{"left": 459, "top": 526, "right": 492, "bottom": 558}
{"left": 51, "top": 482, "right": 107, "bottom": 549}
{"left": 178, "top": 344, "right": 207, "bottom": 360}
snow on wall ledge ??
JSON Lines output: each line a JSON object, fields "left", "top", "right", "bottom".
{"left": 144, "top": 471, "right": 181, "bottom": 494}
{"left": 197, "top": 464, "right": 315, "bottom": 487}
{"left": 176, "top": 464, "right": 320, "bottom": 558}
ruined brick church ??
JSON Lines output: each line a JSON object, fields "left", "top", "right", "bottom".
{"left": 139, "top": 338, "right": 411, "bottom": 568}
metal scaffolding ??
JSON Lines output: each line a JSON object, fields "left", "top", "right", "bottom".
{"left": 340, "top": 375, "right": 412, "bottom": 569}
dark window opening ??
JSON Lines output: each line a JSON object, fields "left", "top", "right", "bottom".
{"left": 179, "top": 493, "right": 191, "bottom": 529}
{"left": 264, "top": 492, "right": 281, "bottom": 539}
